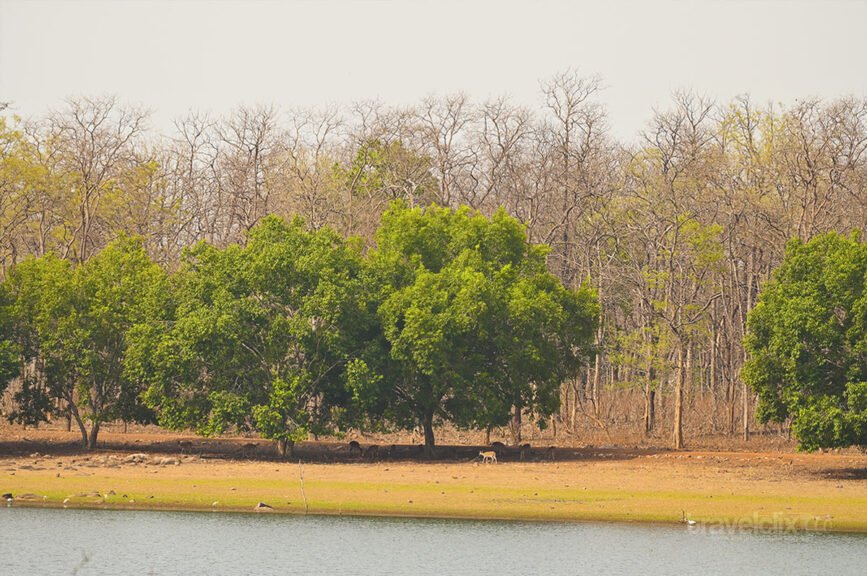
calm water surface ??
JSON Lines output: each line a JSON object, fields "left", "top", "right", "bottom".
{"left": 1, "top": 507, "right": 865, "bottom": 575}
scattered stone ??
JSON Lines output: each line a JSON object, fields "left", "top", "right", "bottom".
{"left": 153, "top": 457, "right": 181, "bottom": 466}
{"left": 123, "top": 453, "right": 149, "bottom": 464}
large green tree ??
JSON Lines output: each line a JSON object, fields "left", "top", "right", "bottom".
{"left": 743, "top": 233, "right": 867, "bottom": 450}
{"left": 2, "top": 237, "right": 165, "bottom": 448}
{"left": 0, "top": 281, "right": 20, "bottom": 397}
{"left": 129, "top": 216, "right": 371, "bottom": 456}
{"left": 353, "top": 203, "right": 598, "bottom": 452}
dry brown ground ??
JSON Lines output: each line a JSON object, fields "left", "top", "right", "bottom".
{"left": 2, "top": 423, "right": 865, "bottom": 532}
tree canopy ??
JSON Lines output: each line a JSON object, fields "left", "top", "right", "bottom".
{"left": 4, "top": 87, "right": 867, "bottom": 450}
{"left": 127, "top": 215, "right": 372, "bottom": 456}
{"left": 0, "top": 280, "right": 20, "bottom": 398}
{"left": 743, "top": 233, "right": 867, "bottom": 450}
{"left": 354, "top": 203, "right": 599, "bottom": 452}
{"left": 2, "top": 237, "right": 165, "bottom": 447}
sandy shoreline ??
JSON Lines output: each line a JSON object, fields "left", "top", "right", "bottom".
{"left": 3, "top": 444, "right": 866, "bottom": 533}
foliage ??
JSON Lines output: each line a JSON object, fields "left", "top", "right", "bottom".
{"left": 1, "top": 237, "right": 165, "bottom": 447}
{"left": 129, "top": 216, "right": 371, "bottom": 455}
{"left": 0, "top": 281, "right": 21, "bottom": 397}
{"left": 743, "top": 233, "right": 867, "bottom": 450}
{"left": 356, "top": 202, "right": 598, "bottom": 450}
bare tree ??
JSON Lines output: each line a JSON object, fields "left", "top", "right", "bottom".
{"left": 48, "top": 96, "right": 149, "bottom": 262}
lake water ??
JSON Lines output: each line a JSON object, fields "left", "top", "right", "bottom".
{"left": 1, "top": 507, "right": 865, "bottom": 575}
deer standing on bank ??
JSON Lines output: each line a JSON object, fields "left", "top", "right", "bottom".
{"left": 479, "top": 450, "right": 497, "bottom": 464}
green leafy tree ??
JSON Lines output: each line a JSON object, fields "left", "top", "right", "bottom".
{"left": 0, "top": 281, "right": 21, "bottom": 398}
{"left": 743, "top": 233, "right": 867, "bottom": 450}
{"left": 129, "top": 216, "right": 370, "bottom": 456}
{"left": 355, "top": 202, "right": 598, "bottom": 453}
{"left": 2, "top": 237, "right": 165, "bottom": 447}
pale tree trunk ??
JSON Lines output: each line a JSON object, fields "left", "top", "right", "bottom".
{"left": 673, "top": 343, "right": 686, "bottom": 450}
{"left": 709, "top": 317, "right": 718, "bottom": 406}
{"left": 570, "top": 378, "right": 582, "bottom": 432}
{"left": 686, "top": 344, "right": 692, "bottom": 430}
{"left": 728, "top": 373, "right": 736, "bottom": 435}
{"left": 276, "top": 438, "right": 294, "bottom": 459}
{"left": 67, "top": 397, "right": 89, "bottom": 449}
{"left": 591, "top": 352, "right": 601, "bottom": 416}
{"left": 643, "top": 325, "right": 656, "bottom": 435}
{"left": 87, "top": 421, "right": 101, "bottom": 450}
{"left": 742, "top": 249, "right": 755, "bottom": 442}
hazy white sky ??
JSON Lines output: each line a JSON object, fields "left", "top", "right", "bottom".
{"left": 2, "top": 0, "right": 866, "bottom": 141}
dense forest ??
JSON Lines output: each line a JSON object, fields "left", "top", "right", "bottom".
{"left": 1, "top": 72, "right": 866, "bottom": 451}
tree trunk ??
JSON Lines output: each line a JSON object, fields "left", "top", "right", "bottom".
{"left": 570, "top": 378, "right": 581, "bottom": 431}
{"left": 276, "top": 438, "right": 294, "bottom": 459}
{"left": 709, "top": 321, "right": 718, "bottom": 402}
{"left": 673, "top": 344, "right": 685, "bottom": 450}
{"left": 87, "top": 421, "right": 100, "bottom": 450}
{"left": 643, "top": 358, "right": 655, "bottom": 435}
{"left": 509, "top": 405, "right": 522, "bottom": 446}
{"left": 728, "top": 379, "right": 736, "bottom": 435}
{"left": 644, "top": 386, "right": 655, "bottom": 435}
{"left": 422, "top": 411, "right": 435, "bottom": 457}
{"left": 591, "top": 351, "right": 601, "bottom": 416}
{"left": 68, "top": 399, "right": 89, "bottom": 449}
{"left": 742, "top": 248, "right": 755, "bottom": 443}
